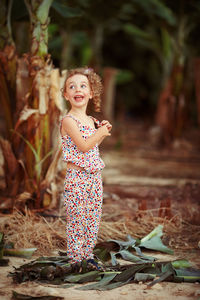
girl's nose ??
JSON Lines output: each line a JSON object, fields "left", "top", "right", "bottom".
{"left": 75, "top": 86, "right": 81, "bottom": 92}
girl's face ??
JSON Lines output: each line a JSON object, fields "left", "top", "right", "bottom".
{"left": 64, "top": 74, "right": 92, "bottom": 109}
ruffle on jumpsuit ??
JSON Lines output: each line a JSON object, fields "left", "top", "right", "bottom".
{"left": 60, "top": 113, "right": 105, "bottom": 174}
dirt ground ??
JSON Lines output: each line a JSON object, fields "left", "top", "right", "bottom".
{"left": 0, "top": 120, "right": 200, "bottom": 299}
{"left": 0, "top": 254, "right": 200, "bottom": 300}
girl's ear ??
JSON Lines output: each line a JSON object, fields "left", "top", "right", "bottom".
{"left": 63, "top": 91, "right": 68, "bottom": 100}
{"left": 89, "top": 91, "right": 93, "bottom": 99}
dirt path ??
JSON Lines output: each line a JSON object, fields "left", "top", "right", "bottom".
{"left": 102, "top": 150, "right": 200, "bottom": 186}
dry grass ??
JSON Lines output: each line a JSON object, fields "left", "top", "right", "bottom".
{"left": 0, "top": 208, "right": 199, "bottom": 256}
{"left": 0, "top": 209, "right": 66, "bottom": 255}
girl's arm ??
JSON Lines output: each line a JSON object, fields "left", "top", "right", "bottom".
{"left": 98, "top": 120, "right": 112, "bottom": 145}
{"left": 61, "top": 117, "right": 110, "bottom": 152}
{"left": 98, "top": 136, "right": 106, "bottom": 146}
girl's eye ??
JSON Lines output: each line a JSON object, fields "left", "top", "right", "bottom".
{"left": 81, "top": 84, "right": 86, "bottom": 88}
{"left": 69, "top": 85, "right": 75, "bottom": 89}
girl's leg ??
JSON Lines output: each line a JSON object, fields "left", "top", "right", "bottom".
{"left": 82, "top": 172, "right": 103, "bottom": 260}
{"left": 64, "top": 169, "right": 88, "bottom": 263}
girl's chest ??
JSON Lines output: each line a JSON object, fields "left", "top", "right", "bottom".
{"left": 80, "top": 126, "right": 96, "bottom": 138}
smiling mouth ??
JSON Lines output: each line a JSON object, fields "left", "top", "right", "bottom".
{"left": 74, "top": 95, "right": 84, "bottom": 102}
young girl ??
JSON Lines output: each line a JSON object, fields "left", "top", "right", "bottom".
{"left": 60, "top": 67, "right": 112, "bottom": 271}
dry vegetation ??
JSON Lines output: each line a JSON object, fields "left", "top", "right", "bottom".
{"left": 0, "top": 204, "right": 199, "bottom": 258}
{"left": 0, "top": 121, "right": 200, "bottom": 261}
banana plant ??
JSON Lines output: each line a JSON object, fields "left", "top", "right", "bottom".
{"left": 0, "top": 0, "right": 62, "bottom": 210}
{"left": 0, "top": 0, "right": 17, "bottom": 139}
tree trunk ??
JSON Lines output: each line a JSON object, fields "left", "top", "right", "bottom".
{"left": 155, "top": 63, "right": 186, "bottom": 144}
{"left": 102, "top": 67, "right": 118, "bottom": 122}
{"left": 0, "top": 0, "right": 17, "bottom": 138}
{"left": 194, "top": 58, "right": 200, "bottom": 127}
{"left": 60, "top": 29, "right": 72, "bottom": 70}
{"left": 90, "top": 24, "right": 103, "bottom": 71}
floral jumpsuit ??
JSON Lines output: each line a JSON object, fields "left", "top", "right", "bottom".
{"left": 60, "top": 114, "right": 105, "bottom": 263}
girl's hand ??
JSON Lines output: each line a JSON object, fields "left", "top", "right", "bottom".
{"left": 100, "top": 120, "right": 112, "bottom": 132}
{"left": 98, "top": 124, "right": 111, "bottom": 137}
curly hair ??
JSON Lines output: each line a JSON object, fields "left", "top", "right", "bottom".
{"left": 62, "top": 67, "right": 103, "bottom": 112}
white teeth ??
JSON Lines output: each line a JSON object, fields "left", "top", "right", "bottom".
{"left": 74, "top": 96, "right": 83, "bottom": 101}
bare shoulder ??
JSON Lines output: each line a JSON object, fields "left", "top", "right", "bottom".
{"left": 61, "top": 115, "right": 79, "bottom": 135}
{"left": 62, "top": 115, "right": 76, "bottom": 126}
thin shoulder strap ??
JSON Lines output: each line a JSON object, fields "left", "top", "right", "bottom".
{"left": 60, "top": 114, "right": 81, "bottom": 134}
{"left": 66, "top": 114, "right": 81, "bottom": 124}
{"left": 61, "top": 114, "right": 82, "bottom": 128}
{"left": 89, "top": 116, "right": 101, "bottom": 128}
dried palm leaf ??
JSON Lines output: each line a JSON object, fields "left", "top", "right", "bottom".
{"left": 0, "top": 67, "right": 13, "bottom": 137}
{"left": 0, "top": 137, "right": 22, "bottom": 197}
{"left": 34, "top": 69, "right": 50, "bottom": 115}
{"left": 50, "top": 68, "right": 65, "bottom": 112}
{"left": 9, "top": 253, "right": 200, "bottom": 290}
{"left": 16, "top": 57, "right": 31, "bottom": 115}
{"left": 0, "top": 197, "right": 13, "bottom": 210}
{"left": 4, "top": 247, "right": 37, "bottom": 258}
{"left": 12, "top": 291, "right": 64, "bottom": 300}
{"left": 14, "top": 105, "right": 39, "bottom": 131}
{"left": 44, "top": 147, "right": 62, "bottom": 186}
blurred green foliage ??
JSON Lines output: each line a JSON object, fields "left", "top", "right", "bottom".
{"left": 10, "top": 0, "right": 200, "bottom": 120}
